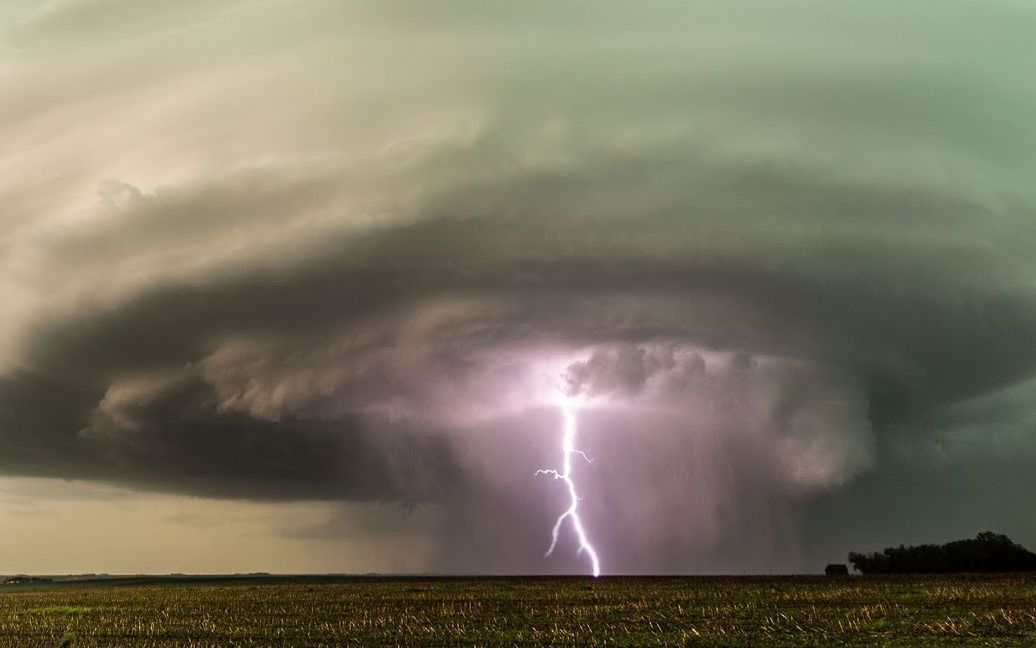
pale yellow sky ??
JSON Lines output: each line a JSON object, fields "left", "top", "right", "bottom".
{"left": 0, "top": 477, "right": 435, "bottom": 574}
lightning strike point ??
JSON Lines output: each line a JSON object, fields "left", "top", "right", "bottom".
{"left": 536, "top": 396, "right": 602, "bottom": 577}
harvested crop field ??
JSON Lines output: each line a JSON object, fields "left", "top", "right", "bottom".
{"left": 1, "top": 575, "right": 1035, "bottom": 647}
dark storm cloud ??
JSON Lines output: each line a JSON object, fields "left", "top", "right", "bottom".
{"left": 5, "top": 198, "right": 1035, "bottom": 500}
{"left": 2, "top": 0, "right": 1036, "bottom": 571}
{"left": 0, "top": 368, "right": 461, "bottom": 502}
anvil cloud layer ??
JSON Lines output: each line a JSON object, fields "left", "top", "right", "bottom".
{"left": 2, "top": 0, "right": 1036, "bottom": 571}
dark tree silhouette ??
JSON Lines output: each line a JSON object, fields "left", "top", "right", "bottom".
{"left": 849, "top": 532, "right": 1036, "bottom": 574}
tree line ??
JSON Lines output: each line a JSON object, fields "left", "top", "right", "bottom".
{"left": 848, "top": 532, "right": 1036, "bottom": 574}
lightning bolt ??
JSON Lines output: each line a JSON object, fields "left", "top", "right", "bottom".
{"left": 535, "top": 396, "right": 602, "bottom": 577}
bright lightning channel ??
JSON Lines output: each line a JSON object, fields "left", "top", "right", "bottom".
{"left": 535, "top": 396, "right": 601, "bottom": 577}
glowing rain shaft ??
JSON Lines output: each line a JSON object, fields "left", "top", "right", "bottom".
{"left": 536, "top": 397, "right": 602, "bottom": 577}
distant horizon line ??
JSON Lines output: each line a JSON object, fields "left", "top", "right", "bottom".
{"left": 4, "top": 570, "right": 863, "bottom": 580}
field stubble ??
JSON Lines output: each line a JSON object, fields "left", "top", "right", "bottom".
{"left": 1, "top": 575, "right": 1034, "bottom": 647}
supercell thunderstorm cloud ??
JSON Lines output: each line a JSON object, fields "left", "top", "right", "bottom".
{"left": 2, "top": 0, "right": 1036, "bottom": 574}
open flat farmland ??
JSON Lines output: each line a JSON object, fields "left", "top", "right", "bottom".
{"left": 1, "top": 575, "right": 1035, "bottom": 647}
